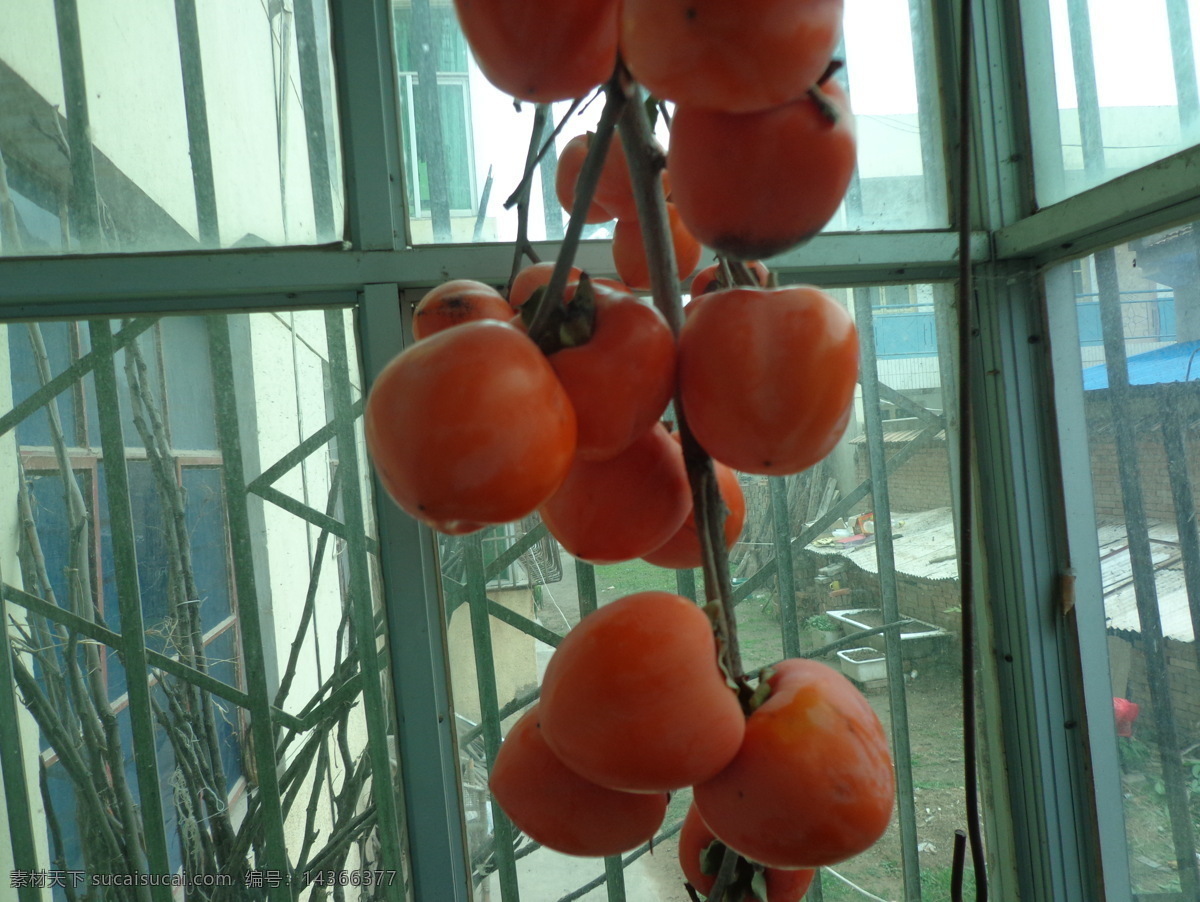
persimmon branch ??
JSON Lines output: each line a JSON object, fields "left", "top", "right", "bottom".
{"left": 616, "top": 83, "right": 744, "bottom": 688}
{"left": 526, "top": 68, "right": 628, "bottom": 343}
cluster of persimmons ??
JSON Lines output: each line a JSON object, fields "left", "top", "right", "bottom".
{"left": 363, "top": 1, "right": 894, "bottom": 900}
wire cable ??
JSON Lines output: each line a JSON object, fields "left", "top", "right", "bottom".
{"left": 953, "top": 0, "right": 988, "bottom": 899}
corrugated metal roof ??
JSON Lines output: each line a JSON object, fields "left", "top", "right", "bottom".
{"left": 806, "top": 510, "right": 1197, "bottom": 643}
{"left": 848, "top": 428, "right": 946, "bottom": 445}
{"left": 1099, "top": 521, "right": 1195, "bottom": 643}
{"left": 806, "top": 507, "right": 959, "bottom": 581}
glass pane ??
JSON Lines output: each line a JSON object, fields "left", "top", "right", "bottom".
{"left": 1, "top": 309, "right": 409, "bottom": 893}
{"left": 396, "top": 0, "right": 947, "bottom": 246}
{"left": 1048, "top": 222, "right": 1200, "bottom": 897}
{"left": 434, "top": 283, "right": 970, "bottom": 900}
{"left": 0, "top": 0, "right": 344, "bottom": 256}
{"left": 1024, "top": 0, "right": 1200, "bottom": 205}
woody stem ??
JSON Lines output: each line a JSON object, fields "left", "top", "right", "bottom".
{"left": 616, "top": 82, "right": 744, "bottom": 687}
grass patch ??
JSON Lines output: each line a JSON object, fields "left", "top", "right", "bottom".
{"left": 592, "top": 558, "right": 686, "bottom": 599}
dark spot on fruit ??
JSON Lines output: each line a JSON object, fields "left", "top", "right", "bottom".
{"left": 686, "top": 6, "right": 697, "bottom": 19}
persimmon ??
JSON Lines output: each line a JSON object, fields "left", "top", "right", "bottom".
{"left": 690, "top": 261, "right": 771, "bottom": 299}
{"left": 694, "top": 658, "right": 895, "bottom": 868}
{"left": 365, "top": 320, "right": 576, "bottom": 534}
{"left": 668, "top": 82, "right": 856, "bottom": 260}
{"left": 508, "top": 261, "right": 585, "bottom": 310}
{"left": 452, "top": 0, "right": 619, "bottom": 102}
{"left": 555, "top": 134, "right": 614, "bottom": 224}
{"left": 621, "top": 0, "right": 843, "bottom": 114}
{"left": 489, "top": 704, "right": 669, "bottom": 857}
{"left": 612, "top": 204, "right": 702, "bottom": 290}
{"left": 643, "top": 447, "right": 745, "bottom": 570}
{"left": 678, "top": 803, "right": 815, "bottom": 902}
{"left": 540, "top": 591, "right": 745, "bottom": 792}
{"left": 678, "top": 286, "right": 858, "bottom": 476}
{"left": 539, "top": 423, "right": 691, "bottom": 564}
{"left": 411, "top": 280, "right": 511, "bottom": 340}
{"left": 547, "top": 283, "right": 676, "bottom": 460}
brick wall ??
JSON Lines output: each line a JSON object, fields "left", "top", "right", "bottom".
{"left": 854, "top": 438, "right": 953, "bottom": 512}
{"left": 1086, "top": 429, "right": 1200, "bottom": 521}
{"left": 1083, "top": 388, "right": 1200, "bottom": 522}
{"left": 1124, "top": 635, "right": 1200, "bottom": 746}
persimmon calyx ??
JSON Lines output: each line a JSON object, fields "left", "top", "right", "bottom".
{"left": 747, "top": 667, "right": 776, "bottom": 712}
{"left": 699, "top": 839, "right": 770, "bottom": 902}
{"left": 521, "top": 273, "right": 599, "bottom": 353}
{"left": 808, "top": 80, "right": 843, "bottom": 125}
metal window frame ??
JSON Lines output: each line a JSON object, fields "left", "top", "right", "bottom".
{"left": 2, "top": 0, "right": 1200, "bottom": 899}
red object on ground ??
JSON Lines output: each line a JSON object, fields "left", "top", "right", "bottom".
{"left": 1113, "top": 697, "right": 1140, "bottom": 737}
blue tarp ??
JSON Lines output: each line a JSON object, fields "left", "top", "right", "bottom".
{"left": 1082, "top": 339, "right": 1200, "bottom": 390}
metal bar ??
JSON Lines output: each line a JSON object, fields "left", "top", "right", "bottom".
{"left": 0, "top": 559, "right": 43, "bottom": 902}
{"left": 205, "top": 314, "right": 293, "bottom": 901}
{"left": 0, "top": 317, "right": 157, "bottom": 441}
{"left": 173, "top": 0, "right": 220, "bottom": 247}
{"left": 253, "top": 483, "right": 350, "bottom": 539}
{"left": 994, "top": 144, "right": 1200, "bottom": 264}
{"left": 464, "top": 533, "right": 521, "bottom": 902}
{"left": 360, "top": 282, "right": 471, "bottom": 902}
{"left": 575, "top": 560, "right": 598, "bottom": 618}
{"left": 407, "top": 0, "right": 452, "bottom": 241}
{"left": 328, "top": 0, "right": 406, "bottom": 249}
{"left": 1156, "top": 386, "right": 1200, "bottom": 684}
{"left": 601, "top": 858, "right": 627, "bottom": 902}
{"left": 443, "top": 522, "right": 551, "bottom": 614}
{"left": 0, "top": 233, "right": 980, "bottom": 310}
{"left": 0, "top": 582, "right": 307, "bottom": 724}
{"left": 769, "top": 477, "right": 800, "bottom": 659}
{"left": 1166, "top": 0, "right": 1200, "bottom": 137}
{"left": 907, "top": 0, "right": 949, "bottom": 224}
{"left": 1065, "top": 0, "right": 1105, "bottom": 182}
{"left": 674, "top": 568, "right": 697, "bottom": 602}
{"left": 293, "top": 0, "right": 338, "bottom": 242}
{"left": 86, "top": 320, "right": 173, "bottom": 900}
{"left": 247, "top": 396, "right": 365, "bottom": 493}
{"left": 1095, "top": 250, "right": 1199, "bottom": 897}
{"left": 975, "top": 259, "right": 1113, "bottom": 901}
{"left": 1014, "top": 0, "right": 1067, "bottom": 207}
{"left": 569, "top": 559, "right": 627, "bottom": 902}
{"left": 51, "top": 0, "right": 101, "bottom": 248}
{"left": 483, "top": 598, "right": 563, "bottom": 649}
{"left": 323, "top": 306, "right": 409, "bottom": 898}
{"left": 852, "top": 286, "right": 921, "bottom": 900}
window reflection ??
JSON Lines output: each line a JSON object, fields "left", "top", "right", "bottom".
{"left": 1025, "top": 0, "right": 1200, "bottom": 204}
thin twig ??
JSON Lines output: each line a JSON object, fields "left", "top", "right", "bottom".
{"left": 526, "top": 69, "right": 629, "bottom": 343}
{"left": 507, "top": 103, "right": 550, "bottom": 292}
{"left": 26, "top": 322, "right": 151, "bottom": 887}
{"left": 273, "top": 467, "right": 343, "bottom": 712}
{"left": 39, "top": 758, "right": 79, "bottom": 902}
{"left": 503, "top": 96, "right": 588, "bottom": 210}
{"left": 124, "top": 332, "right": 241, "bottom": 869}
